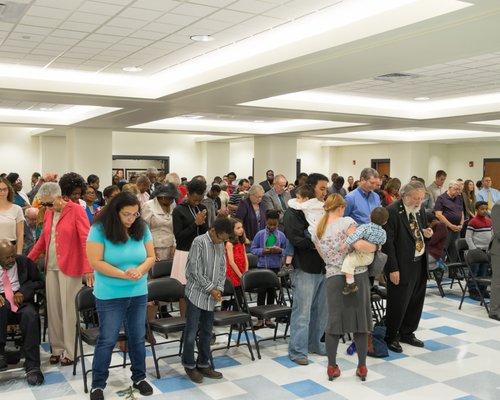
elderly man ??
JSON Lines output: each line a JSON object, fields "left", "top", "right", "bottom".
{"left": 383, "top": 181, "right": 433, "bottom": 353}
{"left": 477, "top": 176, "right": 500, "bottom": 211}
{"left": 344, "top": 168, "right": 381, "bottom": 224}
{"left": 136, "top": 175, "right": 151, "bottom": 206}
{"left": 490, "top": 203, "right": 500, "bottom": 321}
{"left": 284, "top": 173, "right": 329, "bottom": 366}
{"left": 262, "top": 174, "right": 291, "bottom": 229}
{"left": 434, "top": 180, "right": 464, "bottom": 262}
{"left": 259, "top": 170, "right": 274, "bottom": 193}
{"left": 146, "top": 168, "right": 159, "bottom": 193}
{"left": 0, "top": 240, "right": 44, "bottom": 384}
{"left": 23, "top": 207, "right": 39, "bottom": 255}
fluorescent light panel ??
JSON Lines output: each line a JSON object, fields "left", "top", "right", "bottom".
{"left": 326, "top": 129, "right": 500, "bottom": 141}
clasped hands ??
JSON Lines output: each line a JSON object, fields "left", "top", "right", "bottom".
{"left": 124, "top": 268, "right": 144, "bottom": 280}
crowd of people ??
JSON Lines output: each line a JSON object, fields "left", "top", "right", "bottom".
{"left": 0, "top": 166, "right": 499, "bottom": 399}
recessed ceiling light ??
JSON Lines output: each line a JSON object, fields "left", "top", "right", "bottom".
{"left": 190, "top": 35, "right": 214, "bottom": 42}
{"left": 413, "top": 96, "right": 430, "bottom": 101}
{"left": 122, "top": 66, "right": 142, "bottom": 72}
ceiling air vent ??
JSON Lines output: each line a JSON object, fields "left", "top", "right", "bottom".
{"left": 0, "top": 1, "right": 30, "bottom": 23}
{"left": 374, "top": 72, "right": 419, "bottom": 82}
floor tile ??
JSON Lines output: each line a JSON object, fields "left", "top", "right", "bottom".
{"left": 282, "top": 379, "right": 330, "bottom": 398}
{"left": 445, "top": 371, "right": 500, "bottom": 400}
{"left": 431, "top": 326, "right": 466, "bottom": 336}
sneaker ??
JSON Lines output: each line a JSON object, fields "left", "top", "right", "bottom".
{"left": 185, "top": 367, "right": 204, "bottom": 383}
{"left": 90, "top": 388, "right": 104, "bottom": 400}
{"left": 132, "top": 380, "right": 153, "bottom": 396}
{"left": 26, "top": 369, "right": 44, "bottom": 386}
{"left": 197, "top": 367, "right": 223, "bottom": 379}
{"left": 292, "top": 357, "right": 309, "bottom": 366}
{"left": 342, "top": 282, "right": 358, "bottom": 295}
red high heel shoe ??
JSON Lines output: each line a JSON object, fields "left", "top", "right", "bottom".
{"left": 356, "top": 365, "right": 368, "bottom": 381}
{"left": 327, "top": 365, "right": 341, "bottom": 381}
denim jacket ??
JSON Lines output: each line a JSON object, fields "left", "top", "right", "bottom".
{"left": 250, "top": 227, "right": 288, "bottom": 269}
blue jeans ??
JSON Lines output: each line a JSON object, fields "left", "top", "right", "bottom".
{"left": 288, "top": 268, "right": 327, "bottom": 360}
{"left": 182, "top": 299, "right": 213, "bottom": 370}
{"left": 91, "top": 295, "right": 147, "bottom": 390}
{"left": 468, "top": 262, "right": 489, "bottom": 292}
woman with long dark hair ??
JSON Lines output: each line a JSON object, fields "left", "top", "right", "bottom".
{"left": 86, "top": 191, "right": 155, "bottom": 400}
{"left": 462, "top": 179, "right": 476, "bottom": 220}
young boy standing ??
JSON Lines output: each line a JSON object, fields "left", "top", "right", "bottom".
{"left": 182, "top": 217, "right": 233, "bottom": 383}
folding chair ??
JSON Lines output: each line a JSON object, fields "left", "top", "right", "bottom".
{"left": 72, "top": 286, "right": 128, "bottom": 393}
{"left": 460, "top": 249, "right": 491, "bottom": 313}
{"left": 241, "top": 269, "right": 292, "bottom": 359}
{"left": 149, "top": 260, "right": 173, "bottom": 279}
{"left": 147, "top": 277, "right": 186, "bottom": 379}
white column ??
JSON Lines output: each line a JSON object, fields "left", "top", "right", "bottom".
{"left": 40, "top": 136, "right": 66, "bottom": 178}
{"left": 254, "top": 136, "right": 297, "bottom": 183}
{"left": 66, "top": 128, "right": 112, "bottom": 187}
{"left": 206, "top": 142, "right": 230, "bottom": 182}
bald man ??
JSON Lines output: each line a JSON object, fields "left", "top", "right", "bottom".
{"left": 0, "top": 240, "right": 44, "bottom": 385}
{"left": 23, "top": 207, "right": 39, "bottom": 255}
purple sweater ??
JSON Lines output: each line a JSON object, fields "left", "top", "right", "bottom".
{"left": 250, "top": 228, "right": 288, "bottom": 269}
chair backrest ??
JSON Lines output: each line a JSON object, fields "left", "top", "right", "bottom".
{"left": 150, "top": 260, "right": 173, "bottom": 279}
{"left": 247, "top": 253, "right": 258, "bottom": 269}
{"left": 223, "top": 278, "right": 235, "bottom": 296}
{"left": 455, "top": 238, "right": 469, "bottom": 262}
{"left": 147, "top": 277, "right": 184, "bottom": 303}
{"left": 465, "top": 249, "right": 490, "bottom": 266}
{"left": 241, "top": 269, "right": 280, "bottom": 292}
{"left": 74, "top": 286, "right": 95, "bottom": 312}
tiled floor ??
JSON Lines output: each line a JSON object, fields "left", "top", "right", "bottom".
{"left": 1, "top": 284, "right": 499, "bottom": 400}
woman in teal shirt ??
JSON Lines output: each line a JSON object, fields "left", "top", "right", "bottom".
{"left": 86, "top": 191, "right": 155, "bottom": 400}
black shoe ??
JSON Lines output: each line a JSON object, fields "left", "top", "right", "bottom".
{"left": 185, "top": 367, "right": 203, "bottom": 383}
{"left": 132, "top": 380, "right": 153, "bottom": 396}
{"left": 482, "top": 291, "right": 491, "bottom": 299}
{"left": 90, "top": 388, "right": 104, "bottom": 400}
{"left": 386, "top": 339, "right": 403, "bottom": 353}
{"left": 400, "top": 334, "right": 424, "bottom": 348}
{"left": 0, "top": 354, "right": 7, "bottom": 371}
{"left": 26, "top": 369, "right": 44, "bottom": 386}
{"left": 490, "top": 314, "right": 500, "bottom": 321}
{"left": 197, "top": 367, "right": 223, "bottom": 379}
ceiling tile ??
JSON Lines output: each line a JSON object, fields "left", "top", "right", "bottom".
{"left": 59, "top": 21, "right": 100, "bottom": 32}
{"left": 21, "top": 16, "right": 62, "bottom": 28}
{"left": 155, "top": 13, "right": 200, "bottom": 26}
{"left": 171, "top": 2, "right": 218, "bottom": 17}
{"left": 118, "top": 8, "right": 164, "bottom": 21}
{"left": 0, "top": 22, "right": 15, "bottom": 32}
{"left": 129, "top": 30, "right": 168, "bottom": 40}
{"left": 186, "top": 0, "right": 235, "bottom": 6}
{"left": 50, "top": 29, "right": 89, "bottom": 39}
{"left": 85, "top": 33, "right": 121, "bottom": 43}
{"left": 95, "top": 25, "right": 135, "bottom": 36}
{"left": 107, "top": 17, "right": 149, "bottom": 29}
{"left": 13, "top": 25, "right": 53, "bottom": 35}
{"left": 140, "top": 22, "right": 179, "bottom": 35}
{"left": 68, "top": 11, "right": 111, "bottom": 24}
{"left": 227, "top": 0, "right": 276, "bottom": 14}
{"left": 42, "top": 36, "right": 81, "bottom": 45}
{"left": 132, "top": 0, "right": 181, "bottom": 11}
{"left": 209, "top": 9, "right": 253, "bottom": 23}
{"left": 34, "top": 0, "right": 84, "bottom": 10}
{"left": 78, "top": 1, "right": 125, "bottom": 15}
{"left": 26, "top": 5, "right": 73, "bottom": 19}
{"left": 0, "top": 46, "right": 31, "bottom": 54}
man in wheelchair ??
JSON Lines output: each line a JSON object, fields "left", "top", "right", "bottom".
{"left": 0, "top": 239, "right": 44, "bottom": 385}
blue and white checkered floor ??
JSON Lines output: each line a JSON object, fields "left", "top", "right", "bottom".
{"left": 1, "top": 284, "right": 499, "bottom": 400}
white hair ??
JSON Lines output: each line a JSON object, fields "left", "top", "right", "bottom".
{"left": 448, "top": 180, "right": 461, "bottom": 189}
{"left": 37, "top": 182, "right": 61, "bottom": 198}
{"left": 165, "top": 172, "right": 181, "bottom": 186}
{"left": 248, "top": 184, "right": 264, "bottom": 196}
{"left": 400, "top": 181, "right": 425, "bottom": 198}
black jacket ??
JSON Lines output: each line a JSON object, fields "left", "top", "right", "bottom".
{"left": 3, "top": 255, "right": 44, "bottom": 304}
{"left": 172, "top": 201, "right": 208, "bottom": 251}
{"left": 260, "top": 180, "right": 272, "bottom": 193}
{"left": 283, "top": 208, "right": 325, "bottom": 274}
{"left": 382, "top": 200, "right": 428, "bottom": 284}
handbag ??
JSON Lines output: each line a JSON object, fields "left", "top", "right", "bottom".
{"left": 367, "top": 325, "right": 389, "bottom": 358}
{"left": 368, "top": 250, "right": 388, "bottom": 277}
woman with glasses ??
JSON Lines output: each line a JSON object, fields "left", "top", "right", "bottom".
{"left": 83, "top": 185, "right": 101, "bottom": 224}
{"left": 28, "top": 181, "right": 93, "bottom": 367}
{"left": 0, "top": 177, "right": 25, "bottom": 254}
{"left": 59, "top": 172, "right": 87, "bottom": 208}
{"left": 86, "top": 191, "right": 155, "bottom": 400}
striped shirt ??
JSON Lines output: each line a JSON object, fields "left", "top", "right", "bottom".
{"left": 185, "top": 232, "right": 226, "bottom": 311}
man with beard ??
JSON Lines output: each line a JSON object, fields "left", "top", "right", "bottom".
{"left": 383, "top": 181, "right": 434, "bottom": 353}
{"left": 260, "top": 170, "right": 274, "bottom": 193}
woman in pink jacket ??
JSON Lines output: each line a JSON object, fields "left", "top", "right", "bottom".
{"left": 29, "top": 176, "right": 93, "bottom": 366}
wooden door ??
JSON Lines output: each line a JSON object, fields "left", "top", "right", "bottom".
{"left": 371, "top": 159, "right": 390, "bottom": 177}
{"left": 484, "top": 159, "right": 500, "bottom": 189}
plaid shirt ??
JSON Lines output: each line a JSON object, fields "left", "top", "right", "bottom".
{"left": 345, "top": 222, "right": 387, "bottom": 247}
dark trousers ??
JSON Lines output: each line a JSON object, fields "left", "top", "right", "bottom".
{"left": 445, "top": 230, "right": 460, "bottom": 262}
{"left": 468, "top": 262, "right": 490, "bottom": 293}
{"left": 182, "top": 299, "right": 214, "bottom": 370}
{"left": 385, "top": 258, "right": 427, "bottom": 341}
{"left": 0, "top": 301, "right": 40, "bottom": 371}
{"left": 257, "top": 268, "right": 278, "bottom": 307}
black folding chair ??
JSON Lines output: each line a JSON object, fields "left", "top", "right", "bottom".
{"left": 460, "top": 249, "right": 491, "bottom": 313}
{"left": 437, "top": 238, "right": 468, "bottom": 297}
{"left": 241, "top": 269, "right": 292, "bottom": 359}
{"left": 150, "top": 260, "right": 173, "bottom": 279}
{"left": 211, "top": 279, "right": 258, "bottom": 362}
{"left": 147, "top": 277, "right": 186, "bottom": 379}
{"left": 247, "top": 254, "right": 258, "bottom": 270}
{"left": 72, "top": 286, "right": 128, "bottom": 393}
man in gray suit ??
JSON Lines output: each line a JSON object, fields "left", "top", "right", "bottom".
{"left": 490, "top": 202, "right": 500, "bottom": 321}
{"left": 262, "top": 174, "right": 291, "bottom": 230}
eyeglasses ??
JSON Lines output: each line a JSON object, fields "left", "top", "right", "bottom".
{"left": 120, "top": 211, "right": 140, "bottom": 220}
{"left": 41, "top": 202, "right": 54, "bottom": 208}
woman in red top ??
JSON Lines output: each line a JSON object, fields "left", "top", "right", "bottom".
{"left": 382, "top": 178, "right": 401, "bottom": 207}
{"left": 225, "top": 218, "right": 248, "bottom": 310}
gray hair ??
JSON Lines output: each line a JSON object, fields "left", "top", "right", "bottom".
{"left": 165, "top": 172, "right": 180, "bottom": 186}
{"left": 219, "top": 181, "right": 228, "bottom": 190}
{"left": 146, "top": 167, "right": 158, "bottom": 175}
{"left": 274, "top": 174, "right": 286, "bottom": 183}
{"left": 360, "top": 167, "right": 379, "bottom": 180}
{"left": 37, "top": 182, "right": 61, "bottom": 198}
{"left": 448, "top": 180, "right": 461, "bottom": 189}
{"left": 400, "top": 181, "right": 425, "bottom": 198}
{"left": 248, "top": 184, "right": 264, "bottom": 196}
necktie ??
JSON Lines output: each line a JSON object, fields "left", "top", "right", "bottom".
{"left": 278, "top": 194, "right": 286, "bottom": 211}
{"left": 2, "top": 269, "right": 18, "bottom": 313}
{"left": 487, "top": 191, "right": 493, "bottom": 211}
{"left": 408, "top": 213, "right": 424, "bottom": 252}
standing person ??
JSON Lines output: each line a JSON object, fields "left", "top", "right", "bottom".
{"left": 23, "top": 207, "right": 38, "bottom": 255}
{"left": 477, "top": 176, "right": 500, "bottom": 211}
{"left": 383, "top": 181, "right": 433, "bottom": 353}
{"left": 83, "top": 185, "right": 100, "bottom": 224}
{"left": 462, "top": 180, "right": 477, "bottom": 220}
{"left": 219, "top": 182, "right": 230, "bottom": 211}
{"left": 59, "top": 172, "right": 87, "bottom": 207}
{"left": 382, "top": 178, "right": 401, "bottom": 207}
{"left": 146, "top": 168, "right": 159, "bottom": 193}
{"left": 226, "top": 172, "right": 237, "bottom": 195}
{"left": 434, "top": 181, "right": 464, "bottom": 262}
{"left": 259, "top": 170, "right": 274, "bottom": 193}
{"left": 261, "top": 174, "right": 291, "bottom": 230}
{"left": 427, "top": 170, "right": 447, "bottom": 210}
{"left": 182, "top": 218, "right": 233, "bottom": 383}
{"left": 6, "top": 173, "right": 30, "bottom": 208}
{"left": 0, "top": 177, "right": 24, "bottom": 254}
{"left": 142, "top": 183, "right": 179, "bottom": 262}
{"left": 103, "top": 185, "right": 120, "bottom": 205}
{"left": 202, "top": 185, "right": 223, "bottom": 228}
{"left": 234, "top": 184, "right": 266, "bottom": 241}
{"left": 284, "top": 173, "right": 329, "bottom": 366}
{"left": 172, "top": 179, "right": 208, "bottom": 316}
{"left": 225, "top": 218, "right": 248, "bottom": 310}
{"left": 87, "top": 175, "right": 105, "bottom": 207}
{"left": 86, "top": 191, "right": 155, "bottom": 400}
{"left": 250, "top": 210, "right": 288, "bottom": 329}
{"left": 290, "top": 173, "right": 308, "bottom": 198}
{"left": 329, "top": 176, "right": 347, "bottom": 198}
{"left": 315, "top": 194, "right": 376, "bottom": 381}
{"left": 136, "top": 175, "right": 151, "bottom": 206}
{"left": 344, "top": 168, "right": 381, "bottom": 225}
{"left": 28, "top": 181, "right": 94, "bottom": 367}
{"left": 490, "top": 203, "right": 500, "bottom": 321}
{"left": 347, "top": 176, "right": 355, "bottom": 192}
